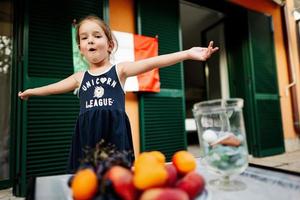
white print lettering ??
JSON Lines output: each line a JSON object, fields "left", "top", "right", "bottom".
{"left": 86, "top": 98, "right": 114, "bottom": 108}
{"left": 82, "top": 77, "right": 117, "bottom": 92}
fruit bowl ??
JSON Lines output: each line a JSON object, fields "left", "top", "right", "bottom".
{"left": 68, "top": 141, "right": 207, "bottom": 200}
{"left": 62, "top": 177, "right": 210, "bottom": 200}
{"left": 196, "top": 188, "right": 211, "bottom": 200}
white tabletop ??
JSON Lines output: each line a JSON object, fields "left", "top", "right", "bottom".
{"left": 195, "top": 160, "right": 300, "bottom": 200}
{"left": 35, "top": 174, "right": 72, "bottom": 200}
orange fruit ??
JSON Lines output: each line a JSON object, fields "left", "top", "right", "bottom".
{"left": 172, "top": 150, "right": 196, "bottom": 174}
{"left": 148, "top": 151, "right": 166, "bottom": 164}
{"left": 71, "top": 168, "right": 98, "bottom": 200}
{"left": 133, "top": 152, "right": 168, "bottom": 190}
{"left": 133, "top": 152, "right": 158, "bottom": 173}
{"left": 133, "top": 163, "right": 168, "bottom": 190}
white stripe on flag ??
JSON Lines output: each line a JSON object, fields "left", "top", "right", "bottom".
{"left": 112, "top": 31, "right": 135, "bottom": 63}
{"left": 112, "top": 31, "right": 139, "bottom": 92}
{"left": 124, "top": 76, "right": 139, "bottom": 91}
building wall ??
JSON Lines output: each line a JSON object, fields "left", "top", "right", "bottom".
{"left": 109, "top": 0, "right": 300, "bottom": 153}
{"left": 109, "top": 0, "right": 140, "bottom": 156}
{"left": 284, "top": 0, "right": 300, "bottom": 150}
{"left": 230, "top": 0, "right": 299, "bottom": 150}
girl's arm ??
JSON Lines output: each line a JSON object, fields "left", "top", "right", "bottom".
{"left": 18, "top": 72, "right": 83, "bottom": 100}
{"left": 119, "top": 41, "right": 218, "bottom": 78}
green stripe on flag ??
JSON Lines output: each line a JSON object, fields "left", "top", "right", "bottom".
{"left": 72, "top": 25, "right": 88, "bottom": 73}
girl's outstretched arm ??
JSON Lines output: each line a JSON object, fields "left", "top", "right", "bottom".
{"left": 18, "top": 72, "right": 82, "bottom": 100}
{"left": 119, "top": 41, "right": 219, "bottom": 78}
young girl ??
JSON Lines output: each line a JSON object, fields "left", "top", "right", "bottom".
{"left": 18, "top": 15, "right": 218, "bottom": 172}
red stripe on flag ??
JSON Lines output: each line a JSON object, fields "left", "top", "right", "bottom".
{"left": 134, "top": 34, "right": 160, "bottom": 92}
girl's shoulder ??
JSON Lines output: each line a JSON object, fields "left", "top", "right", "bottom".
{"left": 74, "top": 71, "right": 85, "bottom": 79}
{"left": 115, "top": 63, "right": 129, "bottom": 86}
{"left": 73, "top": 71, "right": 85, "bottom": 86}
{"left": 115, "top": 62, "right": 131, "bottom": 77}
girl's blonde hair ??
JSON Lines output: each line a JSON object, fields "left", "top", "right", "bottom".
{"left": 75, "top": 15, "right": 117, "bottom": 55}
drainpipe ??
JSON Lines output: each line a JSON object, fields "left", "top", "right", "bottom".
{"left": 282, "top": 5, "right": 300, "bottom": 135}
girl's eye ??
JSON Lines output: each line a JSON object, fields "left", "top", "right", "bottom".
{"left": 95, "top": 35, "right": 102, "bottom": 38}
{"left": 81, "top": 37, "right": 87, "bottom": 40}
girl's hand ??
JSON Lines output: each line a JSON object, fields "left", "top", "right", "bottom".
{"left": 187, "top": 41, "right": 219, "bottom": 61}
{"left": 18, "top": 90, "right": 32, "bottom": 100}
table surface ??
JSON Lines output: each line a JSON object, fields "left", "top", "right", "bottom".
{"left": 196, "top": 160, "right": 300, "bottom": 200}
{"left": 35, "top": 159, "right": 300, "bottom": 200}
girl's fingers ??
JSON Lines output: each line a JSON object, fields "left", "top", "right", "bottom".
{"left": 18, "top": 91, "right": 27, "bottom": 100}
{"left": 212, "top": 47, "right": 218, "bottom": 52}
{"left": 207, "top": 41, "right": 219, "bottom": 52}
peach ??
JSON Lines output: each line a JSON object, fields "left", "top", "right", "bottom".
{"left": 176, "top": 171, "right": 205, "bottom": 199}
{"left": 165, "top": 164, "right": 178, "bottom": 187}
{"left": 104, "top": 166, "right": 136, "bottom": 200}
{"left": 140, "top": 188, "right": 189, "bottom": 200}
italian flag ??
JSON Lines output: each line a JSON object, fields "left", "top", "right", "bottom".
{"left": 112, "top": 31, "right": 160, "bottom": 92}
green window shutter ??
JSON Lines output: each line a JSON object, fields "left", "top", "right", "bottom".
{"left": 225, "top": 9, "right": 284, "bottom": 157}
{"left": 247, "top": 11, "right": 284, "bottom": 157}
{"left": 137, "top": 0, "right": 187, "bottom": 161}
{"left": 16, "top": 0, "right": 103, "bottom": 196}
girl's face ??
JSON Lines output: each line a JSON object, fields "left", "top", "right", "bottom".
{"left": 78, "top": 20, "right": 112, "bottom": 65}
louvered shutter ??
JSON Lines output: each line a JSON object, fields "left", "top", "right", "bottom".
{"left": 137, "top": 0, "right": 187, "bottom": 161}
{"left": 226, "top": 9, "right": 284, "bottom": 157}
{"left": 247, "top": 11, "right": 284, "bottom": 157}
{"left": 16, "top": 0, "right": 103, "bottom": 196}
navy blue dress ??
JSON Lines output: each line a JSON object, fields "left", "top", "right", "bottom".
{"left": 68, "top": 65, "right": 134, "bottom": 172}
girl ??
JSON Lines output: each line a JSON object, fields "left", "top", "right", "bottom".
{"left": 18, "top": 15, "right": 218, "bottom": 172}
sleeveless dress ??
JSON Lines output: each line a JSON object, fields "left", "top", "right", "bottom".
{"left": 68, "top": 65, "right": 134, "bottom": 172}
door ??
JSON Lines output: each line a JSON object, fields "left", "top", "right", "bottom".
{"left": 202, "top": 20, "right": 229, "bottom": 100}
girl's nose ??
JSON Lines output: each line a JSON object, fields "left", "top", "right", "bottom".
{"left": 87, "top": 37, "right": 94, "bottom": 44}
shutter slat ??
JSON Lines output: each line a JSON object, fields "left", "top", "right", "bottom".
{"left": 28, "top": 149, "right": 69, "bottom": 156}
{"left": 27, "top": 128, "right": 74, "bottom": 133}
